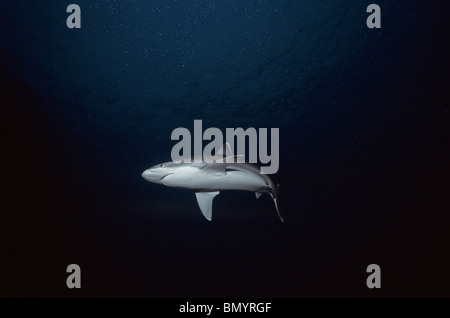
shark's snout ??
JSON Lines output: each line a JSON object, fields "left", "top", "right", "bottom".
{"left": 142, "top": 167, "right": 173, "bottom": 184}
{"left": 141, "top": 169, "right": 159, "bottom": 183}
{"left": 141, "top": 170, "right": 149, "bottom": 179}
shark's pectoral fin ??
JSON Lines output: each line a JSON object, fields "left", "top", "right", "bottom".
{"left": 195, "top": 191, "right": 220, "bottom": 221}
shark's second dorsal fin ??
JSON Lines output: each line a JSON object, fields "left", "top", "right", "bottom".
{"left": 217, "top": 142, "right": 233, "bottom": 157}
{"left": 195, "top": 191, "right": 220, "bottom": 221}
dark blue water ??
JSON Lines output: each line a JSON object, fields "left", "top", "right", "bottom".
{"left": 1, "top": 1, "right": 449, "bottom": 297}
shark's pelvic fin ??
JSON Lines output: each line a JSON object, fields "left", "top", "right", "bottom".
{"left": 195, "top": 191, "right": 220, "bottom": 221}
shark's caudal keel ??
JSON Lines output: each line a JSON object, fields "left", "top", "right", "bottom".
{"left": 141, "top": 143, "right": 283, "bottom": 222}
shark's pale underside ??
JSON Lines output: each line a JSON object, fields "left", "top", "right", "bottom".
{"left": 141, "top": 143, "right": 283, "bottom": 222}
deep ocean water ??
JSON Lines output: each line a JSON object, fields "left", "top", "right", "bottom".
{"left": 1, "top": 0, "right": 449, "bottom": 297}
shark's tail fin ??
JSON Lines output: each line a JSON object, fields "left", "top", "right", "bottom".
{"left": 256, "top": 184, "right": 284, "bottom": 222}
{"left": 272, "top": 184, "right": 284, "bottom": 223}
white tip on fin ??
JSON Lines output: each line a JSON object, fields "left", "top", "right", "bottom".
{"left": 274, "top": 197, "right": 284, "bottom": 223}
{"left": 195, "top": 191, "right": 220, "bottom": 221}
{"left": 217, "top": 142, "right": 233, "bottom": 157}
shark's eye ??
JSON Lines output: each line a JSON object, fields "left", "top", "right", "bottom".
{"left": 161, "top": 164, "right": 164, "bottom": 168}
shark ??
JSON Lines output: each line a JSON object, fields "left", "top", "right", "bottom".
{"left": 141, "top": 143, "right": 283, "bottom": 222}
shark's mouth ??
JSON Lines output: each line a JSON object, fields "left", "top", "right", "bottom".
{"left": 160, "top": 173, "right": 173, "bottom": 181}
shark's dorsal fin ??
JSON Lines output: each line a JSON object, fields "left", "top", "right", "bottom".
{"left": 217, "top": 142, "right": 233, "bottom": 156}
{"left": 201, "top": 156, "right": 246, "bottom": 176}
{"left": 201, "top": 163, "right": 227, "bottom": 176}
{"left": 212, "top": 155, "right": 245, "bottom": 164}
{"left": 195, "top": 191, "right": 220, "bottom": 221}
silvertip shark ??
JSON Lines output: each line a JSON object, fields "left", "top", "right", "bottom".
{"left": 141, "top": 143, "right": 283, "bottom": 222}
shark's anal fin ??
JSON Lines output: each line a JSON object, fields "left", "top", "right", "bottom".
{"left": 195, "top": 191, "right": 220, "bottom": 221}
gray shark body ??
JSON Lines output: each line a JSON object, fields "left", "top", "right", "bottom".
{"left": 141, "top": 144, "right": 283, "bottom": 222}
